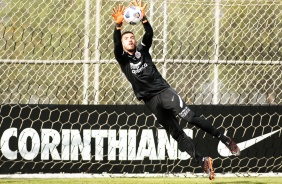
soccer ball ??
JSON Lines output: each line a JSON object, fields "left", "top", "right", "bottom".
{"left": 124, "top": 6, "right": 143, "bottom": 25}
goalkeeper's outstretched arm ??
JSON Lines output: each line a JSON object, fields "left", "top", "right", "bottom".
{"left": 130, "top": 0, "right": 152, "bottom": 50}
{"left": 113, "top": 26, "right": 123, "bottom": 61}
{"left": 141, "top": 17, "right": 153, "bottom": 51}
{"left": 112, "top": 4, "right": 125, "bottom": 62}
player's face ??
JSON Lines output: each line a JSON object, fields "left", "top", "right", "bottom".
{"left": 121, "top": 33, "right": 137, "bottom": 53}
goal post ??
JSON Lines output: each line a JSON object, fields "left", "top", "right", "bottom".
{"left": 0, "top": 0, "right": 282, "bottom": 177}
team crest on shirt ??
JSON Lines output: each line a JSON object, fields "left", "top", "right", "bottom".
{"left": 135, "top": 51, "right": 141, "bottom": 59}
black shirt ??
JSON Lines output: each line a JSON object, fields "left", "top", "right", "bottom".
{"left": 113, "top": 21, "right": 170, "bottom": 101}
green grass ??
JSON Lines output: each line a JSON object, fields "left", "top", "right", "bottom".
{"left": 0, "top": 178, "right": 281, "bottom": 184}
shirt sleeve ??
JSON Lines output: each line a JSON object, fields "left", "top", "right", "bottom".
{"left": 140, "top": 21, "right": 153, "bottom": 51}
{"left": 113, "top": 26, "right": 124, "bottom": 63}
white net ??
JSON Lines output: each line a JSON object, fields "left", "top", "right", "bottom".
{"left": 0, "top": 0, "right": 281, "bottom": 176}
{"left": 0, "top": 0, "right": 281, "bottom": 105}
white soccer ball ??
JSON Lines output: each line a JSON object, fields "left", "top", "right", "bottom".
{"left": 124, "top": 6, "right": 143, "bottom": 25}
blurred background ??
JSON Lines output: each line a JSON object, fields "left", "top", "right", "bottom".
{"left": 0, "top": 0, "right": 281, "bottom": 105}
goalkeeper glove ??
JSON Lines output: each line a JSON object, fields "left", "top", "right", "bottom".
{"left": 112, "top": 4, "right": 126, "bottom": 29}
{"left": 130, "top": 0, "right": 147, "bottom": 17}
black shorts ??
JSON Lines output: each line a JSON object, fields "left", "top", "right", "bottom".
{"left": 144, "top": 87, "right": 194, "bottom": 139}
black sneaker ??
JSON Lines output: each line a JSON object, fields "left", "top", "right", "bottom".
{"left": 225, "top": 137, "right": 240, "bottom": 156}
{"left": 203, "top": 157, "right": 214, "bottom": 180}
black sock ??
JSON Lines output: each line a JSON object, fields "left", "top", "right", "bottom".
{"left": 218, "top": 134, "right": 230, "bottom": 144}
{"left": 195, "top": 152, "right": 203, "bottom": 165}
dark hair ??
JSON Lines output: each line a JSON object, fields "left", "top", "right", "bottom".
{"left": 121, "top": 31, "right": 134, "bottom": 38}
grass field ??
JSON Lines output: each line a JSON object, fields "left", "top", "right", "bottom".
{"left": 0, "top": 177, "right": 281, "bottom": 184}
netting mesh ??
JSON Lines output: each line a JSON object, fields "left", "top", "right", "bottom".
{"left": 0, "top": 0, "right": 281, "bottom": 175}
{"left": 0, "top": 0, "right": 281, "bottom": 105}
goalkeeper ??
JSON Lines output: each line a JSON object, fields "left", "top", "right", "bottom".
{"left": 112, "top": 0, "right": 240, "bottom": 180}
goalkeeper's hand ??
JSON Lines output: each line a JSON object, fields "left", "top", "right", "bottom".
{"left": 130, "top": 0, "right": 147, "bottom": 17}
{"left": 112, "top": 4, "right": 126, "bottom": 26}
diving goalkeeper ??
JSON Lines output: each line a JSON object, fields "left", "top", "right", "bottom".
{"left": 112, "top": 0, "right": 240, "bottom": 180}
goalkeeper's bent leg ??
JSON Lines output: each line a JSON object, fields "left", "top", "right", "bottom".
{"left": 175, "top": 130, "right": 203, "bottom": 164}
{"left": 175, "top": 130, "right": 215, "bottom": 180}
{"left": 185, "top": 114, "right": 230, "bottom": 144}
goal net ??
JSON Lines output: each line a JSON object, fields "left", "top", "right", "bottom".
{"left": 0, "top": 0, "right": 281, "bottom": 176}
